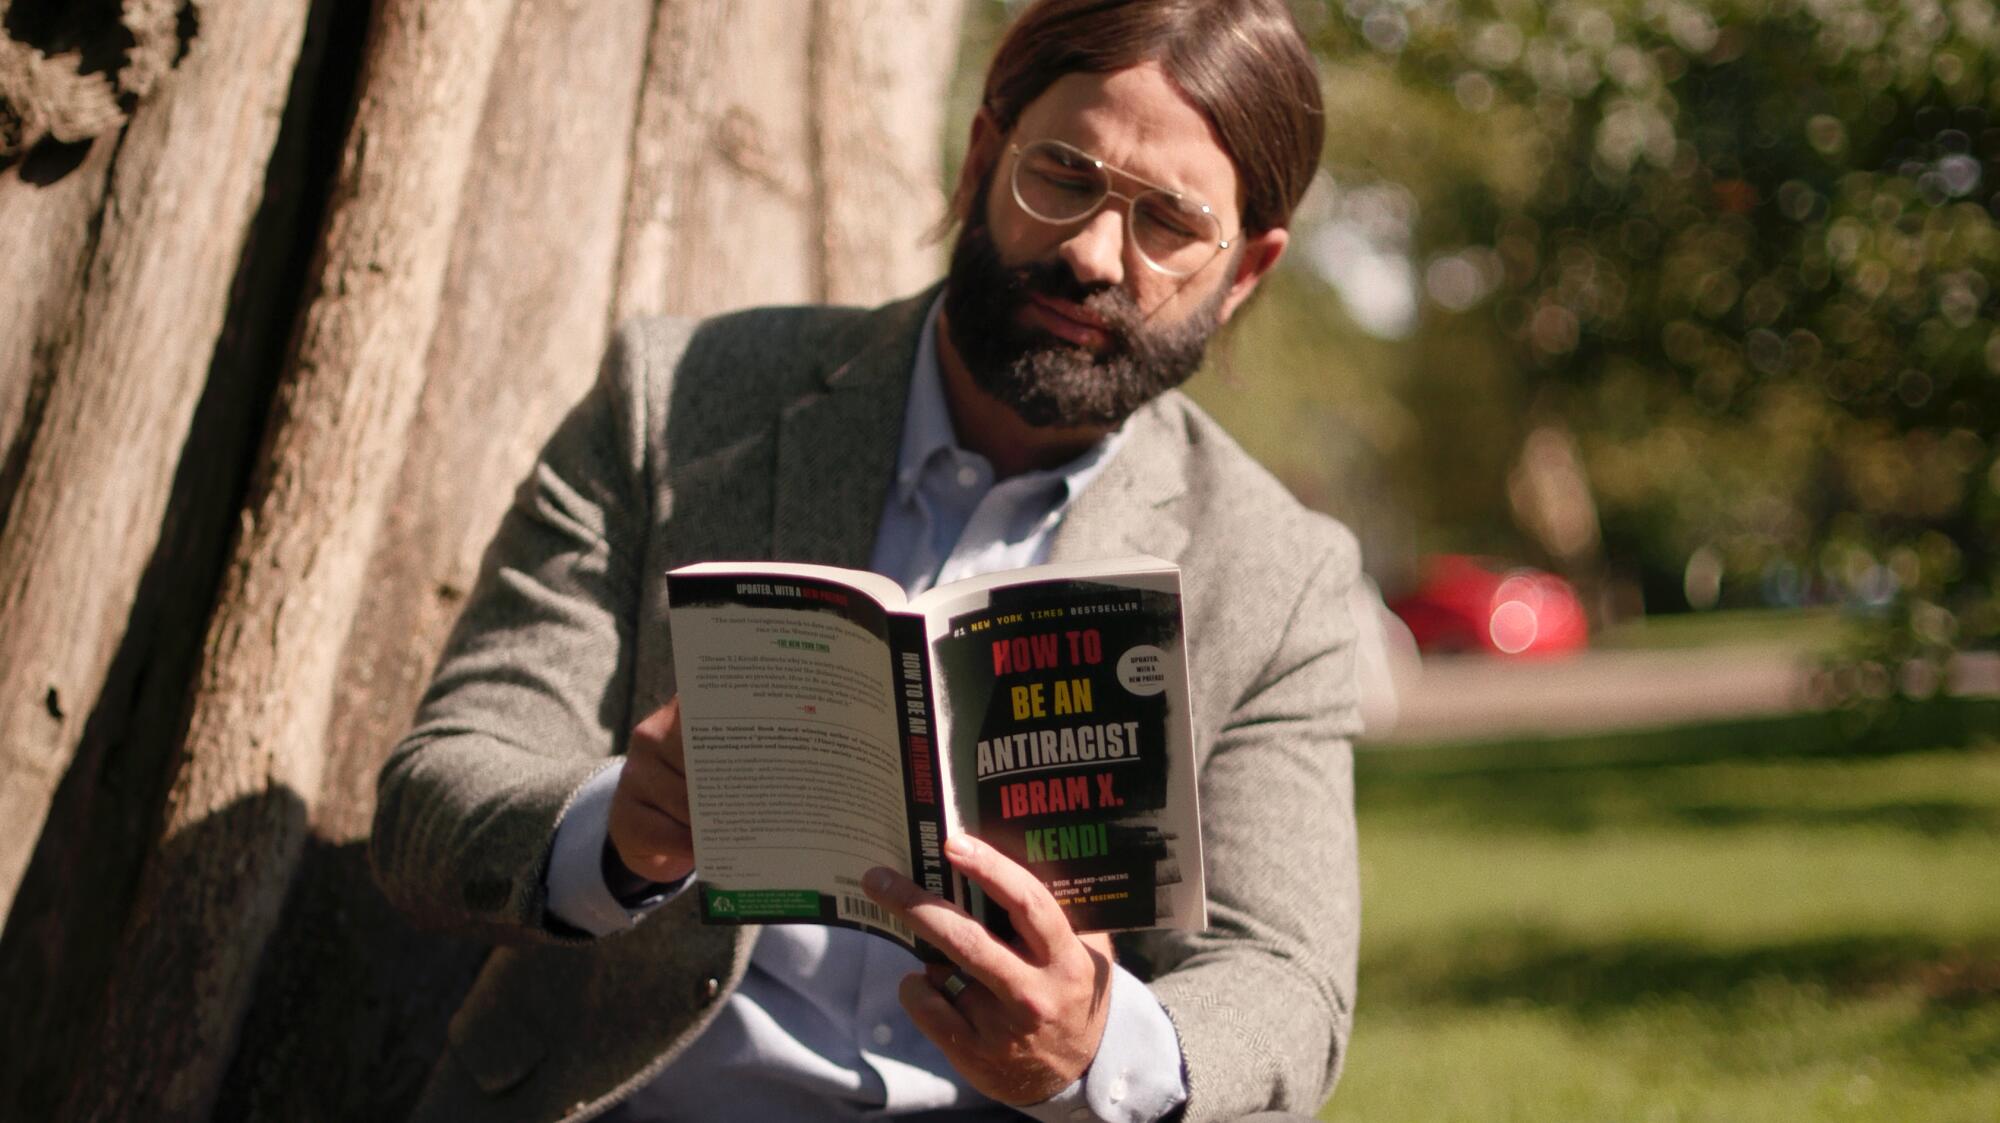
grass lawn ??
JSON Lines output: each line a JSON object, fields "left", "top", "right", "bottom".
{"left": 1325, "top": 701, "right": 2000, "bottom": 1122}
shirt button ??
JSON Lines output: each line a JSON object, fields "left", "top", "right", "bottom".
{"left": 701, "top": 976, "right": 720, "bottom": 1001}
{"left": 1108, "top": 1074, "right": 1128, "bottom": 1101}
{"left": 872, "top": 1023, "right": 894, "bottom": 1046}
{"left": 956, "top": 465, "right": 979, "bottom": 488}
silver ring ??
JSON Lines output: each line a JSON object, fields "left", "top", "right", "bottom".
{"left": 940, "top": 971, "right": 972, "bottom": 1001}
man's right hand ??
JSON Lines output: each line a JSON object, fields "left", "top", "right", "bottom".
{"left": 607, "top": 698, "right": 698, "bottom": 886}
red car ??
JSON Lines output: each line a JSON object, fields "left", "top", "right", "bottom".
{"left": 1388, "top": 555, "right": 1588, "bottom": 657}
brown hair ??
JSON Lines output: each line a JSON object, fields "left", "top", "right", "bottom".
{"left": 950, "top": 0, "right": 1324, "bottom": 236}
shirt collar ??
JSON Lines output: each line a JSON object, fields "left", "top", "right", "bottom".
{"left": 892, "top": 297, "right": 958, "bottom": 499}
{"left": 894, "top": 295, "right": 1127, "bottom": 502}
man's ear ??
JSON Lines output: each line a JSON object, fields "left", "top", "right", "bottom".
{"left": 1217, "top": 226, "right": 1288, "bottom": 324}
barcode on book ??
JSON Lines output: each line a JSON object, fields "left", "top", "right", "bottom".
{"left": 838, "top": 894, "right": 911, "bottom": 941}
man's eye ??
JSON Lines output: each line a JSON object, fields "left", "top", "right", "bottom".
{"left": 1140, "top": 205, "right": 1202, "bottom": 241}
{"left": 1033, "top": 169, "right": 1097, "bottom": 195}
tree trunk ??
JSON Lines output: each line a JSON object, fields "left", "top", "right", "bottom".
{"left": 0, "top": 3, "right": 352, "bottom": 1111}
{"left": 0, "top": 1, "right": 310, "bottom": 921}
{"left": 615, "top": 0, "right": 958, "bottom": 319}
{"left": 64, "top": 0, "right": 518, "bottom": 1116}
{"left": 617, "top": 0, "right": 816, "bottom": 319}
{"left": 0, "top": 139, "right": 114, "bottom": 499}
{"left": 216, "top": 0, "right": 655, "bottom": 1114}
{"left": 810, "top": 0, "right": 962, "bottom": 305}
{"left": 0, "top": 0, "right": 968, "bottom": 1116}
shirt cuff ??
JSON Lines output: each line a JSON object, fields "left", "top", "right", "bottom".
{"left": 1018, "top": 964, "right": 1188, "bottom": 1123}
{"left": 544, "top": 760, "right": 691, "bottom": 935}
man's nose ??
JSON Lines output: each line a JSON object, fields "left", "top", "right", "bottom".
{"left": 1056, "top": 207, "right": 1127, "bottom": 289}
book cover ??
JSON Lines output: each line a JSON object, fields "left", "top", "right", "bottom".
{"left": 926, "top": 575, "right": 1198, "bottom": 935}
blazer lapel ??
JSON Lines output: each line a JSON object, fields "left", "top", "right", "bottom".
{"left": 771, "top": 288, "right": 937, "bottom": 567}
{"left": 1047, "top": 396, "right": 1190, "bottom": 565}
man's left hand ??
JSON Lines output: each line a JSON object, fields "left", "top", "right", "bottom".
{"left": 863, "top": 833, "right": 1114, "bottom": 1105}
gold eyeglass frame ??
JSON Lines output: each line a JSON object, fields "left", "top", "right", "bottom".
{"left": 1007, "top": 139, "right": 1233, "bottom": 278}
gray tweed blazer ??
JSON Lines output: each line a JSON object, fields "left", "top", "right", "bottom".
{"left": 372, "top": 287, "right": 1363, "bottom": 1123}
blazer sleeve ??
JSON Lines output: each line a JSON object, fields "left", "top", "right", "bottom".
{"left": 370, "top": 321, "right": 660, "bottom": 944}
{"left": 1143, "top": 530, "right": 1363, "bottom": 1122}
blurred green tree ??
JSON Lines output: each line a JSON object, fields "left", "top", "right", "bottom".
{"left": 1299, "top": 0, "right": 1999, "bottom": 678}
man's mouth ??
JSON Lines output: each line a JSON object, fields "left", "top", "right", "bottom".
{"left": 1020, "top": 291, "right": 1111, "bottom": 350}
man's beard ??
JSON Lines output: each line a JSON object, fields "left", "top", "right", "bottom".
{"left": 941, "top": 215, "right": 1226, "bottom": 429}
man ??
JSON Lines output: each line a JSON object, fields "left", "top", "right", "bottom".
{"left": 372, "top": 2, "right": 1361, "bottom": 1120}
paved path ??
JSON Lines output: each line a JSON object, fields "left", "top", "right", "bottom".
{"left": 1378, "top": 648, "right": 2000, "bottom": 745}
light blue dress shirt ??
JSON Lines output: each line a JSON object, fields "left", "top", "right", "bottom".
{"left": 546, "top": 300, "right": 1185, "bottom": 1123}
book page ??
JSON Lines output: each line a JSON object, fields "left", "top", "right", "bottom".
{"left": 667, "top": 571, "right": 915, "bottom": 943}
{"left": 920, "top": 562, "right": 1205, "bottom": 935}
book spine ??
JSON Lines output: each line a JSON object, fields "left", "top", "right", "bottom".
{"left": 889, "top": 614, "right": 952, "bottom": 911}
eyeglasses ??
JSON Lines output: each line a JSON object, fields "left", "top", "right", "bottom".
{"left": 1007, "top": 139, "right": 1232, "bottom": 278}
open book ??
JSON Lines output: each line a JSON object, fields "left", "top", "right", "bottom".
{"left": 665, "top": 556, "right": 1204, "bottom": 950}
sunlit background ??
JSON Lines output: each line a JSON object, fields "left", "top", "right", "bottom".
{"left": 951, "top": 2, "right": 1999, "bottom": 1117}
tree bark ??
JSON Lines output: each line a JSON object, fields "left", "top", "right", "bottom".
{"left": 614, "top": 0, "right": 959, "bottom": 324}
{"left": 215, "top": 0, "right": 655, "bottom": 1114}
{"left": 64, "top": 0, "right": 518, "bottom": 1117}
{"left": 617, "top": 0, "right": 816, "bottom": 320}
{"left": 0, "top": 5, "right": 348, "bottom": 1112}
{"left": 810, "top": 0, "right": 962, "bottom": 305}
{"left": 0, "top": 0, "right": 311, "bottom": 923}
{"left": 0, "top": 138, "right": 114, "bottom": 498}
